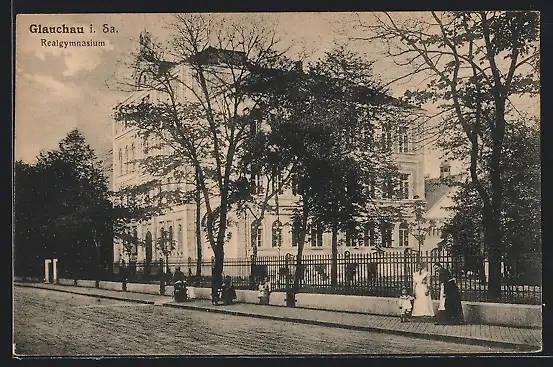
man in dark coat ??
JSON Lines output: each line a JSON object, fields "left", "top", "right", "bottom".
{"left": 433, "top": 263, "right": 464, "bottom": 325}
{"left": 173, "top": 267, "right": 186, "bottom": 283}
{"left": 221, "top": 276, "right": 237, "bottom": 305}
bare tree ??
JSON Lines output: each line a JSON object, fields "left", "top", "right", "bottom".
{"left": 113, "top": 14, "right": 293, "bottom": 296}
{"left": 351, "top": 11, "right": 539, "bottom": 299}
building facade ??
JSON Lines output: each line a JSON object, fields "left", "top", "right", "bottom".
{"left": 112, "top": 35, "right": 432, "bottom": 269}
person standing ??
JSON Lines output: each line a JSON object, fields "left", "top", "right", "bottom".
{"left": 433, "top": 263, "right": 464, "bottom": 325}
{"left": 258, "top": 276, "right": 271, "bottom": 305}
{"left": 398, "top": 287, "right": 414, "bottom": 323}
{"left": 411, "top": 262, "right": 435, "bottom": 319}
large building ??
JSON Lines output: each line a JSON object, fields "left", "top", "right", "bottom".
{"left": 112, "top": 32, "right": 433, "bottom": 270}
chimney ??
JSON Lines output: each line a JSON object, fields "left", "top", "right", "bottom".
{"left": 439, "top": 161, "right": 451, "bottom": 179}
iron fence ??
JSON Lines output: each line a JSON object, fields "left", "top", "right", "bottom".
{"left": 100, "top": 250, "right": 541, "bottom": 305}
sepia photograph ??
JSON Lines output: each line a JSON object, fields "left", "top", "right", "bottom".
{"left": 13, "top": 11, "right": 542, "bottom": 356}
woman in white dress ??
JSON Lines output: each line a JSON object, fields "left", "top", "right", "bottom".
{"left": 411, "top": 262, "right": 435, "bottom": 318}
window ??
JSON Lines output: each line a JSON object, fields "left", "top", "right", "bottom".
{"left": 399, "top": 221, "right": 409, "bottom": 247}
{"left": 397, "top": 126, "right": 409, "bottom": 153}
{"left": 382, "top": 175, "right": 394, "bottom": 199}
{"left": 118, "top": 149, "right": 123, "bottom": 176}
{"left": 272, "top": 171, "right": 283, "bottom": 194}
{"left": 124, "top": 146, "right": 129, "bottom": 174}
{"left": 132, "top": 227, "right": 138, "bottom": 259}
{"left": 177, "top": 222, "right": 183, "bottom": 255}
{"left": 345, "top": 222, "right": 356, "bottom": 247}
{"left": 360, "top": 123, "right": 374, "bottom": 151}
{"left": 368, "top": 174, "right": 376, "bottom": 199}
{"left": 159, "top": 225, "right": 165, "bottom": 252}
{"left": 381, "top": 124, "right": 393, "bottom": 152}
{"left": 380, "top": 222, "right": 393, "bottom": 248}
{"left": 143, "top": 137, "right": 149, "bottom": 154}
{"left": 364, "top": 222, "right": 376, "bottom": 246}
{"left": 292, "top": 219, "right": 300, "bottom": 247}
{"left": 131, "top": 143, "right": 136, "bottom": 172}
{"left": 310, "top": 224, "right": 323, "bottom": 247}
{"left": 251, "top": 221, "right": 263, "bottom": 248}
{"left": 255, "top": 174, "right": 264, "bottom": 194}
{"left": 399, "top": 174, "right": 410, "bottom": 200}
{"left": 272, "top": 221, "right": 282, "bottom": 248}
{"left": 168, "top": 225, "right": 174, "bottom": 252}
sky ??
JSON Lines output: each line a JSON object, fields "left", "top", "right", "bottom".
{"left": 14, "top": 12, "right": 539, "bottom": 178}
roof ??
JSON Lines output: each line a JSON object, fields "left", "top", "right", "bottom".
{"left": 424, "top": 175, "right": 462, "bottom": 212}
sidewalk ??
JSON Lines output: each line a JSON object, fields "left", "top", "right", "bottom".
{"left": 15, "top": 282, "right": 542, "bottom": 351}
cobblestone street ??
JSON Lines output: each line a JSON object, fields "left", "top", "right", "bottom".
{"left": 14, "top": 287, "right": 516, "bottom": 356}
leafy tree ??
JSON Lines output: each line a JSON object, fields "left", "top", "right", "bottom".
{"left": 441, "top": 121, "right": 541, "bottom": 284}
{"left": 14, "top": 130, "right": 114, "bottom": 280}
{"left": 406, "top": 199, "right": 436, "bottom": 253}
{"left": 353, "top": 11, "right": 539, "bottom": 299}
{"left": 245, "top": 47, "right": 409, "bottom": 293}
{"left": 14, "top": 161, "right": 43, "bottom": 278}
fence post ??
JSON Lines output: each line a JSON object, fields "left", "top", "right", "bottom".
{"left": 121, "top": 260, "right": 128, "bottom": 292}
{"left": 159, "top": 258, "right": 166, "bottom": 296}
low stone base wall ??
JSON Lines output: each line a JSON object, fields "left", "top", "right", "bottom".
{"left": 76, "top": 279, "right": 96, "bottom": 288}
{"left": 99, "top": 281, "right": 122, "bottom": 292}
{"left": 125, "top": 282, "right": 160, "bottom": 295}
{"left": 58, "top": 278, "right": 76, "bottom": 286}
{"left": 185, "top": 287, "right": 541, "bottom": 328}
{"left": 464, "top": 301, "right": 542, "bottom": 328}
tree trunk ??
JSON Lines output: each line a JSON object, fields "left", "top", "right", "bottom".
{"left": 195, "top": 170, "right": 202, "bottom": 282}
{"left": 293, "top": 199, "right": 310, "bottom": 295}
{"left": 486, "top": 103, "right": 506, "bottom": 301}
{"left": 95, "top": 241, "right": 101, "bottom": 288}
{"left": 211, "top": 244, "right": 224, "bottom": 297}
{"left": 331, "top": 222, "right": 338, "bottom": 286}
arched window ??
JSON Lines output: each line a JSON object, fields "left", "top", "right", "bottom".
{"left": 271, "top": 221, "right": 282, "bottom": 248}
{"left": 177, "top": 223, "right": 183, "bottom": 255}
{"left": 124, "top": 146, "right": 129, "bottom": 174}
{"left": 118, "top": 149, "right": 123, "bottom": 176}
{"left": 251, "top": 221, "right": 262, "bottom": 248}
{"left": 159, "top": 226, "right": 165, "bottom": 253}
{"left": 399, "top": 221, "right": 409, "bottom": 247}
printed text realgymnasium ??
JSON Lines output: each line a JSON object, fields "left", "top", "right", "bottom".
{"left": 41, "top": 39, "right": 107, "bottom": 48}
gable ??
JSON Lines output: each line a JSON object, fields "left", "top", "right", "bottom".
{"left": 426, "top": 187, "right": 457, "bottom": 220}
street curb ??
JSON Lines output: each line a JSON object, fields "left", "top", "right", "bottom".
{"left": 15, "top": 283, "right": 540, "bottom": 352}
{"left": 162, "top": 303, "right": 539, "bottom": 352}
{"left": 14, "top": 283, "right": 156, "bottom": 305}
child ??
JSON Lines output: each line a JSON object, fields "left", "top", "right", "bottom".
{"left": 258, "top": 277, "right": 271, "bottom": 305}
{"left": 398, "top": 288, "right": 414, "bottom": 323}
